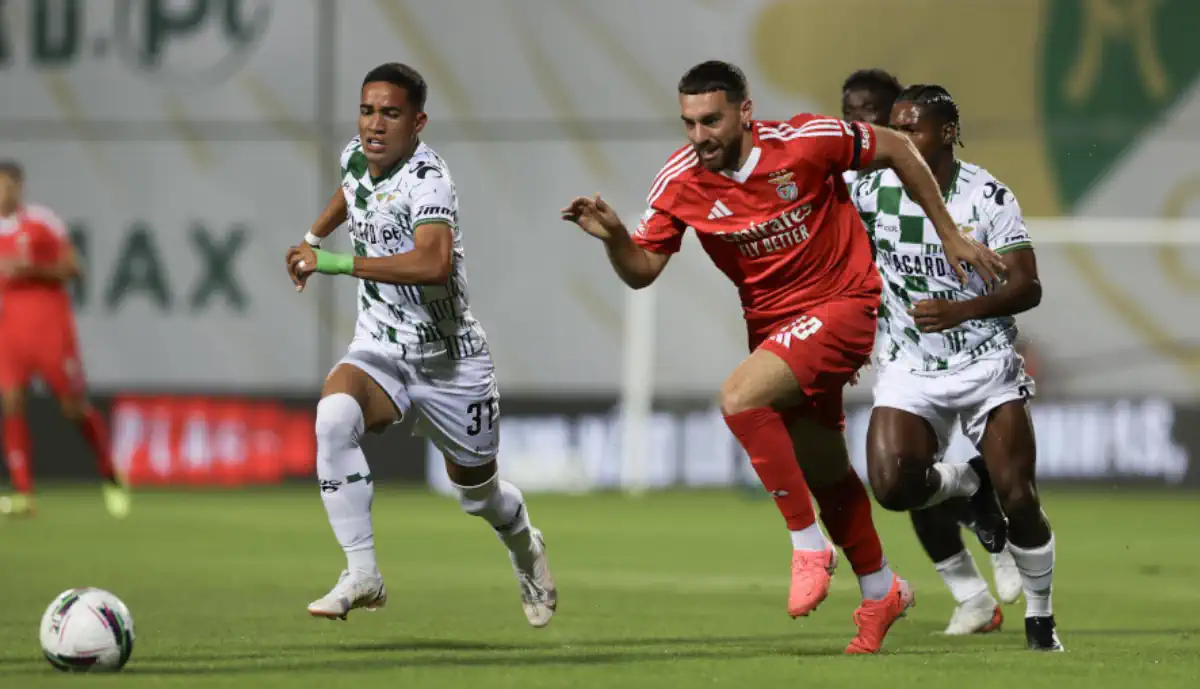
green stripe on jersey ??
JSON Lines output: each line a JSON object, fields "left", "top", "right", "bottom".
{"left": 878, "top": 186, "right": 902, "bottom": 215}
{"left": 354, "top": 184, "right": 371, "bottom": 210}
{"left": 412, "top": 218, "right": 455, "bottom": 230}
{"left": 903, "top": 275, "right": 928, "bottom": 293}
{"left": 899, "top": 214, "right": 925, "bottom": 244}
{"left": 346, "top": 150, "right": 368, "bottom": 179}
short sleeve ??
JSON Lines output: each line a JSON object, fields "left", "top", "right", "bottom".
{"left": 979, "top": 181, "right": 1032, "bottom": 254}
{"left": 409, "top": 174, "right": 457, "bottom": 229}
{"left": 787, "top": 114, "right": 877, "bottom": 174}
{"left": 26, "top": 205, "right": 70, "bottom": 258}
{"left": 632, "top": 207, "right": 685, "bottom": 255}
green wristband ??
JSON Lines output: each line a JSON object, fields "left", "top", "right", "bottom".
{"left": 312, "top": 248, "right": 355, "bottom": 275}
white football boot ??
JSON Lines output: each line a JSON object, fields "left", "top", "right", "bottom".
{"left": 991, "top": 548, "right": 1022, "bottom": 604}
{"left": 511, "top": 528, "right": 557, "bottom": 627}
{"left": 944, "top": 591, "right": 1003, "bottom": 635}
{"left": 307, "top": 569, "right": 387, "bottom": 620}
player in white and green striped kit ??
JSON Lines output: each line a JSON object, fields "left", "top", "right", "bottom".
{"left": 852, "top": 85, "right": 1062, "bottom": 651}
{"left": 286, "top": 63, "right": 555, "bottom": 628}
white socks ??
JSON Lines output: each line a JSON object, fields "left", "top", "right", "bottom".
{"left": 789, "top": 523, "right": 828, "bottom": 551}
{"left": 315, "top": 394, "right": 377, "bottom": 575}
{"left": 935, "top": 549, "right": 991, "bottom": 604}
{"left": 858, "top": 563, "right": 895, "bottom": 601}
{"left": 787, "top": 524, "right": 892, "bottom": 601}
{"left": 921, "top": 463, "right": 981, "bottom": 508}
{"left": 1009, "top": 533, "right": 1055, "bottom": 617}
{"left": 456, "top": 474, "right": 535, "bottom": 569}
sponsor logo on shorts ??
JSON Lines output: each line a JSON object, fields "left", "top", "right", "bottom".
{"left": 319, "top": 479, "right": 342, "bottom": 493}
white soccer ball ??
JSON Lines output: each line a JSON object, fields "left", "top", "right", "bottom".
{"left": 39, "top": 588, "right": 136, "bottom": 672}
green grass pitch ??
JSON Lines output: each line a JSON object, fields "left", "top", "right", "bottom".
{"left": 1, "top": 486, "right": 1197, "bottom": 688}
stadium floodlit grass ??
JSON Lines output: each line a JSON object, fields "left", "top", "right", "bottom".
{"left": 1, "top": 486, "right": 1197, "bottom": 688}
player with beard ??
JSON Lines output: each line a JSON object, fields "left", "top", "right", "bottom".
{"left": 562, "top": 61, "right": 1006, "bottom": 654}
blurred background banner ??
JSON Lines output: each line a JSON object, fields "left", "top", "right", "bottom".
{"left": 2, "top": 0, "right": 1198, "bottom": 486}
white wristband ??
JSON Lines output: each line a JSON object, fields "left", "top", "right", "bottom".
{"left": 303, "top": 231, "right": 322, "bottom": 247}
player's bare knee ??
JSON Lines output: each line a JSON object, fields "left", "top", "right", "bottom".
{"left": 315, "top": 393, "right": 365, "bottom": 451}
{"left": 1, "top": 388, "right": 26, "bottom": 417}
{"left": 445, "top": 455, "right": 496, "bottom": 488}
{"left": 995, "top": 474, "right": 1039, "bottom": 521}
{"left": 719, "top": 377, "right": 761, "bottom": 416}
{"left": 870, "top": 473, "right": 910, "bottom": 512}
{"left": 869, "top": 454, "right": 926, "bottom": 512}
{"left": 57, "top": 395, "right": 87, "bottom": 422}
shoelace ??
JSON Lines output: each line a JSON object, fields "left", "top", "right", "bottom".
{"left": 516, "top": 570, "right": 547, "bottom": 603}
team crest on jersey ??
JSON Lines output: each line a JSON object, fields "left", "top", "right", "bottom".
{"left": 375, "top": 191, "right": 398, "bottom": 204}
{"left": 768, "top": 170, "right": 798, "bottom": 201}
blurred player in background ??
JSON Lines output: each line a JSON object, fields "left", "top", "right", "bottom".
{"left": 840, "top": 68, "right": 903, "bottom": 189}
{"left": 841, "top": 71, "right": 1022, "bottom": 635}
{"left": 0, "top": 161, "right": 129, "bottom": 518}
{"left": 562, "top": 61, "right": 1005, "bottom": 654}
{"left": 851, "top": 85, "right": 1062, "bottom": 650}
{"left": 286, "top": 63, "right": 556, "bottom": 626}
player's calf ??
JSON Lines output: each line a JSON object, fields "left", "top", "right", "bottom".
{"left": 454, "top": 467, "right": 557, "bottom": 627}
{"left": 720, "top": 352, "right": 835, "bottom": 615}
{"left": 58, "top": 395, "right": 127, "bottom": 514}
{"left": 980, "top": 401, "right": 1061, "bottom": 650}
{"left": 313, "top": 394, "right": 379, "bottom": 575}
{"left": 1, "top": 393, "right": 33, "bottom": 498}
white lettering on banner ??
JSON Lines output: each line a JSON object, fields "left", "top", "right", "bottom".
{"left": 113, "top": 403, "right": 174, "bottom": 479}
{"left": 425, "top": 399, "right": 1190, "bottom": 493}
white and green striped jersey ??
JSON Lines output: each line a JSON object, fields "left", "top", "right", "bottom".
{"left": 851, "top": 161, "right": 1033, "bottom": 372}
{"left": 340, "top": 137, "right": 486, "bottom": 360}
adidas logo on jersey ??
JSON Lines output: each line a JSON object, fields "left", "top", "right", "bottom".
{"left": 708, "top": 200, "right": 733, "bottom": 220}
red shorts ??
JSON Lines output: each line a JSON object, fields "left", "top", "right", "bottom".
{"left": 750, "top": 295, "right": 878, "bottom": 431}
{"left": 0, "top": 318, "right": 87, "bottom": 397}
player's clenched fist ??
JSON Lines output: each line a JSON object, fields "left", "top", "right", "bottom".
{"left": 908, "top": 298, "right": 967, "bottom": 333}
{"left": 561, "top": 194, "right": 625, "bottom": 242}
{"left": 286, "top": 243, "right": 317, "bottom": 292}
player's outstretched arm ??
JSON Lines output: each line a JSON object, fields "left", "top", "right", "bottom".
{"left": 561, "top": 194, "right": 670, "bottom": 290}
{"left": 870, "top": 127, "right": 1006, "bottom": 286}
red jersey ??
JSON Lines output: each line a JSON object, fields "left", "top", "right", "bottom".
{"left": 0, "top": 204, "right": 74, "bottom": 329}
{"left": 633, "top": 115, "right": 882, "bottom": 338}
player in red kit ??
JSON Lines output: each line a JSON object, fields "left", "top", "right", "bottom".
{"left": 0, "top": 161, "right": 130, "bottom": 518}
{"left": 562, "top": 62, "right": 1004, "bottom": 653}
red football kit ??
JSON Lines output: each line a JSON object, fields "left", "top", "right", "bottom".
{"left": 634, "top": 115, "right": 882, "bottom": 429}
{"left": 0, "top": 204, "right": 85, "bottom": 397}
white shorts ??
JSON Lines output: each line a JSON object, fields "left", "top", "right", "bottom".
{"left": 872, "top": 352, "right": 1034, "bottom": 459}
{"left": 337, "top": 338, "right": 500, "bottom": 468}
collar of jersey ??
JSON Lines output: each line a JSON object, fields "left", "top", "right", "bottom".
{"left": 897, "top": 160, "right": 961, "bottom": 203}
{"left": 718, "top": 145, "right": 761, "bottom": 184}
{"left": 0, "top": 206, "right": 23, "bottom": 233}
{"left": 940, "top": 161, "right": 961, "bottom": 201}
{"left": 369, "top": 140, "right": 423, "bottom": 186}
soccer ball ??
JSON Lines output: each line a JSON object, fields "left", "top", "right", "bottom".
{"left": 39, "top": 588, "right": 136, "bottom": 672}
